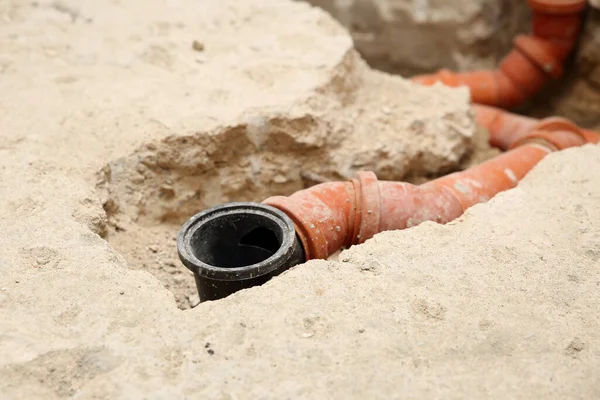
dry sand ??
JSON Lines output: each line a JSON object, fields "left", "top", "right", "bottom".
{"left": 1, "top": 0, "right": 599, "bottom": 398}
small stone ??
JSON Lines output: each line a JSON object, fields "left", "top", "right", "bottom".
{"left": 273, "top": 174, "right": 288, "bottom": 184}
{"left": 360, "top": 261, "right": 380, "bottom": 273}
{"left": 119, "top": 291, "right": 125, "bottom": 295}
{"left": 131, "top": 174, "right": 145, "bottom": 184}
{"left": 148, "top": 245, "right": 159, "bottom": 253}
{"left": 36, "top": 257, "right": 50, "bottom": 266}
{"left": 192, "top": 40, "right": 205, "bottom": 52}
{"left": 566, "top": 337, "right": 586, "bottom": 354}
{"left": 187, "top": 293, "right": 200, "bottom": 308}
{"left": 135, "top": 163, "right": 147, "bottom": 174}
{"left": 159, "top": 185, "right": 175, "bottom": 199}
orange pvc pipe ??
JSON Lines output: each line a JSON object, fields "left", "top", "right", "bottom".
{"left": 528, "top": 0, "right": 587, "bottom": 16}
{"left": 264, "top": 125, "right": 590, "bottom": 260}
{"left": 582, "top": 129, "right": 600, "bottom": 144}
{"left": 411, "top": 0, "right": 586, "bottom": 108}
{"left": 473, "top": 104, "right": 600, "bottom": 150}
{"left": 264, "top": 181, "right": 357, "bottom": 261}
{"left": 473, "top": 104, "right": 538, "bottom": 149}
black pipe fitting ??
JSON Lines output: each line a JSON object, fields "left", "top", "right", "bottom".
{"left": 177, "top": 202, "right": 305, "bottom": 302}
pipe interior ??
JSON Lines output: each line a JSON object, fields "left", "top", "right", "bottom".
{"left": 190, "top": 212, "right": 284, "bottom": 268}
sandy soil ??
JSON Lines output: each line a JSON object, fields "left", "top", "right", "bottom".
{"left": 1, "top": 0, "right": 599, "bottom": 398}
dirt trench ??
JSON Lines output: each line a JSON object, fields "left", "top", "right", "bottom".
{"left": 96, "top": 62, "right": 492, "bottom": 308}
{"left": 3, "top": 1, "right": 600, "bottom": 398}
{"left": 91, "top": 0, "right": 520, "bottom": 310}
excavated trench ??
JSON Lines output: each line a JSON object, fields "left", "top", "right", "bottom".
{"left": 93, "top": 0, "right": 600, "bottom": 312}
{"left": 97, "top": 100, "right": 492, "bottom": 309}
{"left": 89, "top": 12, "right": 502, "bottom": 310}
{"left": 97, "top": 116, "right": 332, "bottom": 310}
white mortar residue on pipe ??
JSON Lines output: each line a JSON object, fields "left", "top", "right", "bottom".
{"left": 504, "top": 168, "right": 518, "bottom": 183}
{"left": 454, "top": 182, "right": 470, "bottom": 194}
{"left": 466, "top": 178, "right": 483, "bottom": 189}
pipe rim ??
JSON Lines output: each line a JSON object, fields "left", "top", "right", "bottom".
{"left": 177, "top": 202, "right": 300, "bottom": 281}
{"left": 528, "top": 0, "right": 586, "bottom": 14}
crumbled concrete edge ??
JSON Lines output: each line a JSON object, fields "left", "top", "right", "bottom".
{"left": 97, "top": 49, "right": 477, "bottom": 226}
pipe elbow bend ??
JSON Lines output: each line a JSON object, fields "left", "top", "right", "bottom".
{"left": 262, "top": 171, "right": 390, "bottom": 260}
{"left": 510, "top": 117, "right": 590, "bottom": 150}
{"left": 263, "top": 180, "right": 356, "bottom": 260}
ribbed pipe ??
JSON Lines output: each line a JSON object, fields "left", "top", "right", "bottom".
{"left": 411, "top": 0, "right": 587, "bottom": 108}
{"left": 264, "top": 124, "right": 591, "bottom": 260}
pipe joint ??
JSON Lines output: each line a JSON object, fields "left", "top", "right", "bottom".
{"left": 352, "top": 171, "right": 382, "bottom": 244}
{"left": 510, "top": 117, "right": 588, "bottom": 150}
{"left": 263, "top": 180, "right": 359, "bottom": 260}
{"left": 528, "top": 0, "right": 587, "bottom": 14}
{"left": 263, "top": 171, "right": 386, "bottom": 260}
{"left": 514, "top": 35, "right": 566, "bottom": 79}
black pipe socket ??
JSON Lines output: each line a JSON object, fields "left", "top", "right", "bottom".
{"left": 177, "top": 202, "right": 305, "bottom": 302}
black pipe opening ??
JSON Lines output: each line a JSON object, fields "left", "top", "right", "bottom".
{"left": 177, "top": 202, "right": 305, "bottom": 303}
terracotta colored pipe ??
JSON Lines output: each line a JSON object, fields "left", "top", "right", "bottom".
{"left": 264, "top": 124, "right": 590, "bottom": 260}
{"left": 473, "top": 104, "right": 600, "bottom": 149}
{"left": 411, "top": 0, "right": 587, "bottom": 108}
{"left": 473, "top": 104, "right": 538, "bottom": 149}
